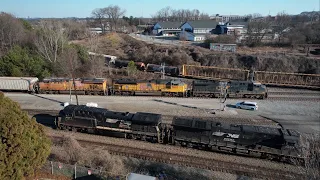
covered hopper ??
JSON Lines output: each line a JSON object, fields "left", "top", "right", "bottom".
{"left": 0, "top": 77, "right": 39, "bottom": 92}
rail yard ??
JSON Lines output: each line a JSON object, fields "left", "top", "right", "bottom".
{"left": 1, "top": 75, "right": 319, "bottom": 179}
{"left": 1, "top": 4, "right": 320, "bottom": 179}
{"left": 1, "top": 83, "right": 319, "bottom": 179}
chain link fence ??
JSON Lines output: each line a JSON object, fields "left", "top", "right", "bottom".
{"left": 41, "top": 161, "right": 127, "bottom": 179}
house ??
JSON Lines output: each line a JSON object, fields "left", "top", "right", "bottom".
{"left": 179, "top": 20, "right": 220, "bottom": 41}
{"left": 152, "top": 21, "right": 182, "bottom": 36}
{"left": 225, "top": 21, "right": 248, "bottom": 42}
{"left": 213, "top": 21, "right": 248, "bottom": 42}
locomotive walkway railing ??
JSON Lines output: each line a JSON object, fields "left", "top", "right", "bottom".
{"left": 181, "top": 64, "right": 320, "bottom": 89}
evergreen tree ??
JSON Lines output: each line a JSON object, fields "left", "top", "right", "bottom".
{"left": 0, "top": 92, "right": 51, "bottom": 179}
{"left": 127, "top": 60, "right": 138, "bottom": 76}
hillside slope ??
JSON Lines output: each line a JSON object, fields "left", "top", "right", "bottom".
{"left": 75, "top": 33, "right": 320, "bottom": 74}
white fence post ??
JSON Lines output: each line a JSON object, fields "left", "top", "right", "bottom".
{"left": 51, "top": 161, "right": 53, "bottom": 175}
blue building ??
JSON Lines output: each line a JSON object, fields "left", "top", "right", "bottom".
{"left": 214, "top": 25, "right": 228, "bottom": 34}
{"left": 179, "top": 20, "right": 219, "bottom": 41}
{"left": 152, "top": 21, "right": 182, "bottom": 36}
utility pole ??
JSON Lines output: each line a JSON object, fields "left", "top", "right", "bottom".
{"left": 69, "top": 79, "right": 72, "bottom": 103}
{"left": 68, "top": 56, "right": 79, "bottom": 105}
{"left": 161, "top": 62, "right": 165, "bottom": 79}
{"left": 219, "top": 82, "right": 228, "bottom": 111}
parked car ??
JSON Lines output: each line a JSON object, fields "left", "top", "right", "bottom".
{"left": 235, "top": 101, "right": 258, "bottom": 110}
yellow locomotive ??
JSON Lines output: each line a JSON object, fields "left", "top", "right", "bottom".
{"left": 111, "top": 79, "right": 188, "bottom": 97}
{"left": 37, "top": 78, "right": 108, "bottom": 95}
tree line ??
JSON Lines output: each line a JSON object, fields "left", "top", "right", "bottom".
{"left": 0, "top": 12, "right": 106, "bottom": 79}
{"left": 151, "top": 6, "right": 210, "bottom": 22}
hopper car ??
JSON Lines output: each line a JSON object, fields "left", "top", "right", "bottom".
{"left": 55, "top": 105, "right": 302, "bottom": 162}
{"left": 0, "top": 77, "right": 39, "bottom": 93}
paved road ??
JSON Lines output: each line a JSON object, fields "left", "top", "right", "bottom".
{"left": 129, "top": 33, "right": 188, "bottom": 46}
{"left": 4, "top": 93, "right": 319, "bottom": 134}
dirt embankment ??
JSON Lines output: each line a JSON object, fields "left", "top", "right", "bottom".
{"left": 77, "top": 33, "right": 320, "bottom": 74}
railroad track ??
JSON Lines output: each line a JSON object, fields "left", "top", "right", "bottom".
{"left": 110, "top": 95, "right": 320, "bottom": 102}
{"left": 5, "top": 92, "right": 320, "bottom": 101}
{"left": 268, "top": 91, "right": 320, "bottom": 96}
{"left": 49, "top": 134, "right": 304, "bottom": 180}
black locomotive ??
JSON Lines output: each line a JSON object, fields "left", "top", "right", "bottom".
{"left": 56, "top": 105, "right": 301, "bottom": 161}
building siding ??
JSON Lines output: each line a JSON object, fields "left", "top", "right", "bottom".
{"left": 180, "top": 23, "right": 193, "bottom": 32}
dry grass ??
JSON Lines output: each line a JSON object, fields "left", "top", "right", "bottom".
{"left": 74, "top": 33, "right": 319, "bottom": 74}
{"left": 25, "top": 170, "right": 72, "bottom": 180}
{"left": 47, "top": 133, "right": 259, "bottom": 180}
{"left": 295, "top": 133, "right": 320, "bottom": 180}
{"left": 50, "top": 135, "right": 127, "bottom": 176}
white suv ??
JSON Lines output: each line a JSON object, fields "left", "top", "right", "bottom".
{"left": 235, "top": 101, "right": 258, "bottom": 110}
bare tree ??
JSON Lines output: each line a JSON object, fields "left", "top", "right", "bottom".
{"left": 295, "top": 134, "right": 320, "bottom": 180}
{"left": 272, "top": 12, "right": 292, "bottom": 43}
{"left": 58, "top": 46, "right": 80, "bottom": 105}
{"left": 152, "top": 7, "right": 210, "bottom": 22}
{"left": 34, "top": 20, "right": 67, "bottom": 63}
{"left": 104, "top": 5, "right": 126, "bottom": 31}
{"left": 63, "top": 19, "right": 90, "bottom": 40}
{"left": 91, "top": 8, "right": 108, "bottom": 33}
{"left": 0, "top": 12, "right": 26, "bottom": 52}
{"left": 85, "top": 32, "right": 106, "bottom": 77}
{"left": 245, "top": 20, "right": 271, "bottom": 46}
{"left": 199, "top": 13, "right": 210, "bottom": 20}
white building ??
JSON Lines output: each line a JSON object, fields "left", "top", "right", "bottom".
{"left": 210, "top": 14, "right": 247, "bottom": 23}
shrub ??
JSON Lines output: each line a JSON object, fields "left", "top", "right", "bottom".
{"left": 0, "top": 92, "right": 51, "bottom": 179}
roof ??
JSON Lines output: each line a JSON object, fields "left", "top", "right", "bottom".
{"left": 127, "top": 173, "right": 156, "bottom": 180}
{"left": 183, "top": 20, "right": 219, "bottom": 29}
{"left": 242, "top": 125, "right": 281, "bottom": 136}
{"left": 131, "top": 112, "right": 162, "bottom": 125}
{"left": 156, "top": 21, "right": 182, "bottom": 29}
{"left": 172, "top": 117, "right": 211, "bottom": 130}
{"left": 242, "top": 101, "right": 257, "bottom": 105}
{"left": 226, "top": 21, "right": 249, "bottom": 28}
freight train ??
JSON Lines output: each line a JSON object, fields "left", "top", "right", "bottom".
{"left": 0, "top": 77, "right": 268, "bottom": 99}
{"left": 55, "top": 105, "right": 302, "bottom": 162}
{"left": 106, "top": 59, "right": 180, "bottom": 77}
